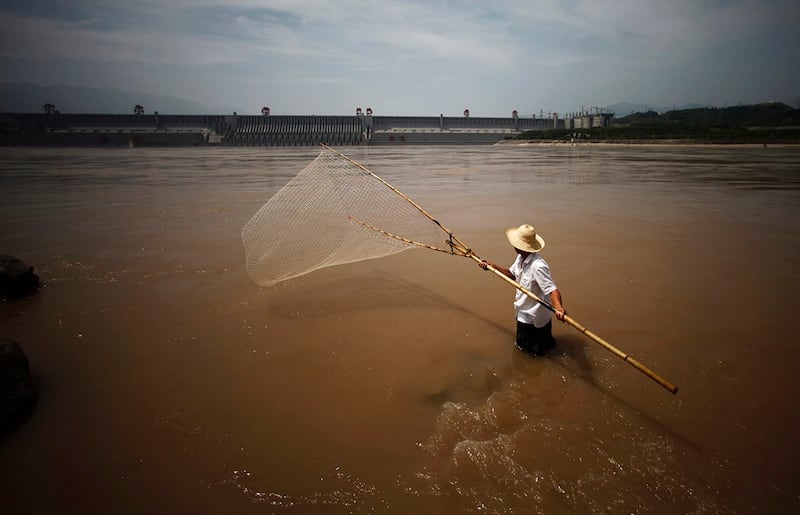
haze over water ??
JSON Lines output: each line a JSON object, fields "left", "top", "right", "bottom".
{"left": 1, "top": 144, "right": 799, "bottom": 513}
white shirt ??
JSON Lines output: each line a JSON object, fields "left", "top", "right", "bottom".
{"left": 509, "top": 252, "right": 558, "bottom": 327}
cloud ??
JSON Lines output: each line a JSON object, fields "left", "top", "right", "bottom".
{"left": 1, "top": 0, "right": 798, "bottom": 114}
{"left": 0, "top": 13, "right": 245, "bottom": 65}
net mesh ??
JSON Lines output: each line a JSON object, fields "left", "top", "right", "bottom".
{"left": 242, "top": 146, "right": 450, "bottom": 286}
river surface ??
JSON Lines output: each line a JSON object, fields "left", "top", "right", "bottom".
{"left": 1, "top": 144, "right": 799, "bottom": 514}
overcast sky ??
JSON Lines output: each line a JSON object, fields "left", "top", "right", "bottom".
{"left": 1, "top": 0, "right": 798, "bottom": 116}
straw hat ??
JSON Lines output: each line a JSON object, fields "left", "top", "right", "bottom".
{"left": 505, "top": 224, "right": 545, "bottom": 253}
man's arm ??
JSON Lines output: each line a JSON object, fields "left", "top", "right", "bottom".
{"left": 550, "top": 289, "right": 567, "bottom": 322}
{"left": 478, "top": 260, "right": 514, "bottom": 280}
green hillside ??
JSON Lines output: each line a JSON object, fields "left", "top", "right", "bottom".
{"left": 519, "top": 102, "right": 800, "bottom": 143}
{"left": 619, "top": 102, "right": 800, "bottom": 127}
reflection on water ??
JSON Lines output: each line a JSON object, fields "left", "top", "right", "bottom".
{"left": 1, "top": 144, "right": 799, "bottom": 514}
{"left": 2, "top": 144, "right": 800, "bottom": 192}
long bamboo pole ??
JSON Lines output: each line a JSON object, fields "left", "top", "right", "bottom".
{"left": 467, "top": 254, "right": 678, "bottom": 394}
{"left": 321, "top": 144, "right": 678, "bottom": 395}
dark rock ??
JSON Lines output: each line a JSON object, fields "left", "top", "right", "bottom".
{"left": 0, "top": 255, "right": 40, "bottom": 300}
{"left": 0, "top": 338, "right": 38, "bottom": 431}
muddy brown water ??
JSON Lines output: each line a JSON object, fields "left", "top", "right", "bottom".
{"left": 1, "top": 145, "right": 799, "bottom": 514}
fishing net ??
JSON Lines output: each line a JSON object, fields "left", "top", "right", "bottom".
{"left": 242, "top": 145, "right": 453, "bottom": 287}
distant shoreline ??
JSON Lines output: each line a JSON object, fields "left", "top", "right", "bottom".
{"left": 497, "top": 139, "right": 800, "bottom": 148}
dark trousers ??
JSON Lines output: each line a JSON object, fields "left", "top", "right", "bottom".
{"left": 516, "top": 320, "right": 556, "bottom": 356}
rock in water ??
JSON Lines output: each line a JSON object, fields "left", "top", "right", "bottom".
{"left": 0, "top": 255, "right": 40, "bottom": 300}
{"left": 0, "top": 339, "right": 38, "bottom": 431}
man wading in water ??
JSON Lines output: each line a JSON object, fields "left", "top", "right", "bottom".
{"left": 479, "top": 224, "right": 567, "bottom": 356}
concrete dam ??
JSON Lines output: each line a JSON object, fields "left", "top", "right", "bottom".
{"left": 0, "top": 111, "right": 614, "bottom": 146}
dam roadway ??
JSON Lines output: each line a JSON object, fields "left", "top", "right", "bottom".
{"left": 0, "top": 111, "right": 612, "bottom": 146}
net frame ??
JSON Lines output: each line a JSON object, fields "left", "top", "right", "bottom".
{"left": 241, "top": 144, "right": 471, "bottom": 287}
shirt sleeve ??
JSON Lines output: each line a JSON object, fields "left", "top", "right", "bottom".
{"left": 533, "top": 261, "right": 557, "bottom": 295}
{"left": 508, "top": 256, "right": 521, "bottom": 280}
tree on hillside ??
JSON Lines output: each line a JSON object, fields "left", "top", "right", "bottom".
{"left": 134, "top": 104, "right": 144, "bottom": 115}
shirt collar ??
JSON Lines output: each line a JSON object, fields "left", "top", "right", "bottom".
{"left": 516, "top": 252, "right": 536, "bottom": 266}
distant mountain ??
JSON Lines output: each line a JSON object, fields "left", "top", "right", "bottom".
{"left": 518, "top": 102, "right": 800, "bottom": 143}
{"left": 615, "top": 102, "right": 800, "bottom": 127}
{"left": 605, "top": 102, "right": 705, "bottom": 116}
{"left": 0, "top": 82, "right": 212, "bottom": 114}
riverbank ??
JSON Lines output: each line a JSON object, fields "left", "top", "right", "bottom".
{"left": 497, "top": 138, "right": 800, "bottom": 147}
